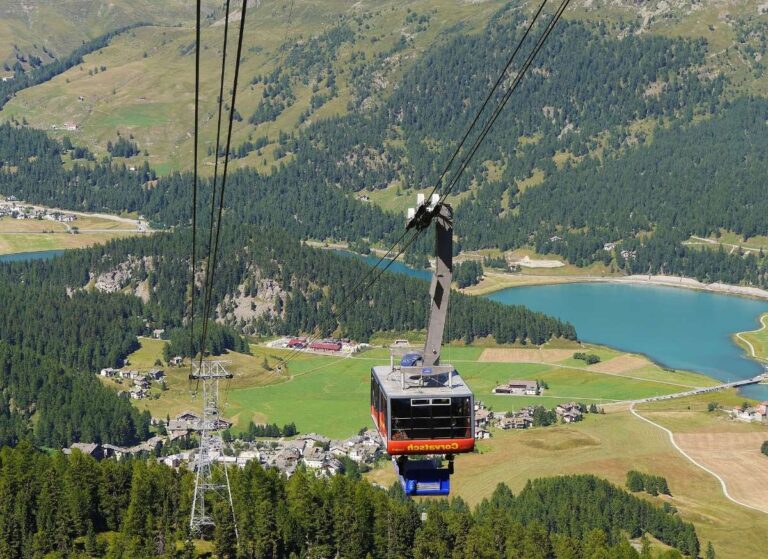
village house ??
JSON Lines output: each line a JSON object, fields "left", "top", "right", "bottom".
{"left": 303, "top": 446, "right": 327, "bottom": 469}
{"left": 475, "top": 408, "right": 494, "bottom": 432}
{"left": 755, "top": 401, "right": 768, "bottom": 418}
{"left": 168, "top": 411, "right": 201, "bottom": 433}
{"left": 130, "top": 387, "right": 149, "bottom": 400}
{"left": 102, "top": 444, "right": 130, "bottom": 460}
{"left": 497, "top": 413, "right": 532, "bottom": 430}
{"left": 494, "top": 380, "right": 540, "bottom": 396}
{"left": 556, "top": 402, "right": 584, "bottom": 423}
{"left": 152, "top": 328, "right": 165, "bottom": 339}
{"left": 299, "top": 433, "right": 330, "bottom": 445}
{"left": 169, "top": 356, "right": 184, "bottom": 366}
{"left": 236, "top": 450, "right": 260, "bottom": 468}
{"left": 329, "top": 441, "right": 348, "bottom": 457}
{"left": 214, "top": 455, "right": 237, "bottom": 466}
{"left": 162, "top": 454, "right": 183, "bottom": 468}
{"left": 133, "top": 377, "right": 150, "bottom": 389}
{"left": 318, "top": 458, "right": 345, "bottom": 477}
{"left": 128, "top": 435, "right": 164, "bottom": 455}
{"left": 731, "top": 406, "right": 765, "bottom": 423}
{"left": 63, "top": 442, "right": 105, "bottom": 459}
{"left": 146, "top": 369, "right": 165, "bottom": 381}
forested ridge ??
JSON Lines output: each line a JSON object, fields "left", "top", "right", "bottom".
{"left": 0, "top": 443, "right": 700, "bottom": 559}
{"left": 0, "top": 281, "right": 151, "bottom": 447}
{"left": 465, "top": 97, "right": 768, "bottom": 286}
{"left": 0, "top": 224, "right": 573, "bottom": 446}
{"left": 0, "top": 225, "right": 575, "bottom": 345}
{"left": 2, "top": 7, "right": 765, "bottom": 290}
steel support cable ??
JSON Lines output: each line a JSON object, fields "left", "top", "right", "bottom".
{"left": 197, "top": 0, "right": 249, "bottom": 372}
{"left": 348, "top": 0, "right": 551, "bottom": 292}
{"left": 277, "top": 0, "right": 553, "bottom": 362}
{"left": 198, "top": 0, "right": 232, "bottom": 371}
{"left": 303, "top": 0, "right": 574, "bottom": 370}
{"left": 423, "top": 0, "right": 550, "bottom": 204}
{"left": 277, "top": 1, "right": 561, "bottom": 371}
{"left": 189, "top": 0, "right": 202, "bottom": 363}
{"left": 437, "top": 0, "right": 572, "bottom": 205}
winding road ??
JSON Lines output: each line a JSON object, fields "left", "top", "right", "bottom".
{"left": 735, "top": 314, "right": 768, "bottom": 362}
{"left": 630, "top": 403, "right": 768, "bottom": 515}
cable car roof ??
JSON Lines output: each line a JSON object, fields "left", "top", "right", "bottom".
{"left": 372, "top": 365, "right": 473, "bottom": 399}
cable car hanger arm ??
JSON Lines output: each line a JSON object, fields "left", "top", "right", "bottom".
{"left": 406, "top": 194, "right": 453, "bottom": 368}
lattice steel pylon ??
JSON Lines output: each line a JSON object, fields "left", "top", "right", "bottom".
{"left": 189, "top": 360, "right": 238, "bottom": 541}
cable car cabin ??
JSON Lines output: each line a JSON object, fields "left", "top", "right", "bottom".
{"left": 371, "top": 363, "right": 474, "bottom": 496}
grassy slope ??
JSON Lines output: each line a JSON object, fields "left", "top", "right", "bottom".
{"left": 121, "top": 339, "right": 716, "bottom": 438}
{"left": 0, "top": 214, "right": 145, "bottom": 255}
{"left": 0, "top": 0, "right": 217, "bottom": 65}
{"left": 363, "top": 391, "right": 768, "bottom": 556}
{"left": 734, "top": 312, "right": 768, "bottom": 361}
{"left": 0, "top": 0, "right": 506, "bottom": 175}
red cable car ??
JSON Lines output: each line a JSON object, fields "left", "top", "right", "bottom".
{"left": 371, "top": 196, "right": 474, "bottom": 496}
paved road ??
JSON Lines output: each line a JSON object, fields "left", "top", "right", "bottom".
{"left": 625, "top": 374, "right": 766, "bottom": 405}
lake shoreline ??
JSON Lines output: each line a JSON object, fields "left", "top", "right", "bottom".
{"left": 471, "top": 272, "right": 768, "bottom": 302}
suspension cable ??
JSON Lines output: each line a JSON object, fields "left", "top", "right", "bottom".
{"left": 437, "top": 0, "right": 572, "bottom": 204}
{"left": 424, "top": 0, "right": 550, "bottom": 203}
{"left": 188, "top": 0, "right": 203, "bottom": 363}
{"left": 198, "top": 0, "right": 232, "bottom": 367}
{"left": 198, "top": 0, "right": 249, "bottom": 371}
{"left": 279, "top": 1, "right": 554, "bottom": 355}
{"left": 276, "top": 0, "right": 570, "bottom": 371}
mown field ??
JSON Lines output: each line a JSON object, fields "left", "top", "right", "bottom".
{"left": 122, "top": 337, "right": 717, "bottom": 438}
{"left": 0, "top": 214, "right": 145, "bottom": 255}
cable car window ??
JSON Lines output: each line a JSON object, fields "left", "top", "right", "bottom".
{"left": 389, "top": 396, "right": 472, "bottom": 440}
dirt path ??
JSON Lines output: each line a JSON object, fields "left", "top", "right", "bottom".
{"left": 735, "top": 314, "right": 768, "bottom": 362}
{"left": 688, "top": 235, "right": 764, "bottom": 254}
{"left": 630, "top": 404, "right": 768, "bottom": 515}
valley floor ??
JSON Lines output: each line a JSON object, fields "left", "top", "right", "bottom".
{"left": 114, "top": 335, "right": 768, "bottom": 556}
{"left": 0, "top": 200, "right": 151, "bottom": 255}
{"left": 367, "top": 393, "right": 768, "bottom": 557}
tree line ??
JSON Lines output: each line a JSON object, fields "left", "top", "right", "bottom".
{"left": 0, "top": 225, "right": 577, "bottom": 346}
{"left": 626, "top": 471, "right": 671, "bottom": 497}
{"left": 0, "top": 443, "right": 700, "bottom": 558}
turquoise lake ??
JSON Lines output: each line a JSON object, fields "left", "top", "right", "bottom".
{"left": 0, "top": 250, "right": 64, "bottom": 263}
{"left": 8, "top": 247, "right": 768, "bottom": 399}
{"left": 487, "top": 283, "right": 768, "bottom": 400}
{"left": 337, "top": 250, "right": 768, "bottom": 399}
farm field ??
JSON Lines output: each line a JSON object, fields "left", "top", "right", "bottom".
{"left": 0, "top": 214, "right": 145, "bottom": 255}
{"left": 122, "top": 339, "right": 717, "bottom": 438}
{"left": 109, "top": 338, "right": 289, "bottom": 420}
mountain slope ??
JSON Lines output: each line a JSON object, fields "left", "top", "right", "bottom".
{"left": 0, "top": 0, "right": 216, "bottom": 66}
